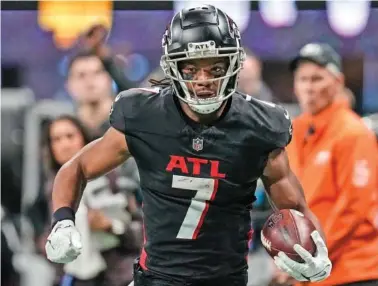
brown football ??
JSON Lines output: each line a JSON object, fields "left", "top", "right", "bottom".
{"left": 261, "top": 209, "right": 317, "bottom": 263}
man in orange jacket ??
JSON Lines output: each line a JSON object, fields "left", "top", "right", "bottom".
{"left": 274, "top": 43, "right": 378, "bottom": 286}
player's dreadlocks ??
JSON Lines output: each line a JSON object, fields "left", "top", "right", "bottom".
{"left": 148, "top": 78, "right": 171, "bottom": 87}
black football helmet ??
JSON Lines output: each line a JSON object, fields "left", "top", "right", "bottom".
{"left": 160, "top": 5, "right": 245, "bottom": 114}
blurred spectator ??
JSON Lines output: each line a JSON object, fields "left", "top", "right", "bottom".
{"left": 66, "top": 24, "right": 135, "bottom": 138}
{"left": 238, "top": 49, "right": 276, "bottom": 102}
{"left": 276, "top": 43, "right": 378, "bottom": 286}
{"left": 38, "top": 115, "right": 142, "bottom": 286}
{"left": 65, "top": 50, "right": 115, "bottom": 138}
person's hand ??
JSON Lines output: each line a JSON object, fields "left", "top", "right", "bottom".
{"left": 87, "top": 209, "right": 112, "bottom": 231}
{"left": 81, "top": 24, "right": 111, "bottom": 58}
{"left": 274, "top": 231, "right": 332, "bottom": 282}
{"left": 45, "top": 220, "right": 82, "bottom": 263}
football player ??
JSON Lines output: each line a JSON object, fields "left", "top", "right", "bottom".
{"left": 46, "top": 5, "right": 331, "bottom": 286}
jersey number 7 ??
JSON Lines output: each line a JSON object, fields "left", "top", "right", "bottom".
{"left": 172, "top": 175, "right": 219, "bottom": 240}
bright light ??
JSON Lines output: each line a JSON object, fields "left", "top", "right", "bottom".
{"left": 173, "top": 1, "right": 250, "bottom": 33}
{"left": 38, "top": 1, "right": 113, "bottom": 49}
{"left": 259, "top": 0, "right": 297, "bottom": 28}
{"left": 327, "top": 0, "right": 370, "bottom": 37}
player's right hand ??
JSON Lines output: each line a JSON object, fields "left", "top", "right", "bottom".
{"left": 45, "top": 219, "right": 82, "bottom": 264}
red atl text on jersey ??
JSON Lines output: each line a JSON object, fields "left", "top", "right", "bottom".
{"left": 165, "top": 155, "right": 226, "bottom": 178}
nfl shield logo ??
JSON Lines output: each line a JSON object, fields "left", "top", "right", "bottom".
{"left": 192, "top": 137, "right": 204, "bottom": 151}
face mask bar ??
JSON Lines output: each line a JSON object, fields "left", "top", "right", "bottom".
{"left": 161, "top": 49, "right": 244, "bottom": 107}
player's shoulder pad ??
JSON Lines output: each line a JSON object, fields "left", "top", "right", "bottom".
{"left": 109, "top": 87, "right": 161, "bottom": 133}
{"left": 112, "top": 87, "right": 161, "bottom": 115}
{"left": 114, "top": 87, "right": 160, "bottom": 107}
{"left": 243, "top": 94, "right": 293, "bottom": 148}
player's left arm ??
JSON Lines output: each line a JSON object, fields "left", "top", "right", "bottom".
{"left": 258, "top": 102, "right": 332, "bottom": 282}
{"left": 261, "top": 148, "right": 325, "bottom": 240}
{"left": 261, "top": 148, "right": 332, "bottom": 282}
{"left": 258, "top": 103, "right": 325, "bottom": 238}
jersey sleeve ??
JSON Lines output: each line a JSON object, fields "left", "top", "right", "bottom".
{"left": 273, "top": 105, "right": 293, "bottom": 148}
{"left": 109, "top": 91, "right": 128, "bottom": 133}
{"left": 250, "top": 98, "right": 293, "bottom": 149}
{"left": 109, "top": 87, "right": 161, "bottom": 135}
{"left": 109, "top": 88, "right": 150, "bottom": 134}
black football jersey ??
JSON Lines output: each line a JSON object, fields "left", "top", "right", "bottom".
{"left": 109, "top": 86, "right": 292, "bottom": 280}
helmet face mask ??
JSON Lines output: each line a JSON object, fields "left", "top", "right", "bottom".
{"left": 160, "top": 5, "right": 245, "bottom": 114}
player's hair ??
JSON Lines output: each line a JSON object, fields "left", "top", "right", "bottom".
{"left": 43, "top": 115, "right": 92, "bottom": 173}
{"left": 66, "top": 50, "right": 99, "bottom": 77}
{"left": 149, "top": 77, "right": 171, "bottom": 87}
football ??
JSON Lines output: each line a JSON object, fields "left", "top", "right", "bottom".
{"left": 261, "top": 209, "right": 317, "bottom": 262}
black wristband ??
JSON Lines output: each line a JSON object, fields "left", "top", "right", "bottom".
{"left": 51, "top": 207, "right": 75, "bottom": 228}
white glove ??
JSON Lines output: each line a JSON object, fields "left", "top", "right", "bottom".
{"left": 274, "top": 231, "right": 332, "bottom": 282}
{"left": 45, "top": 220, "right": 82, "bottom": 264}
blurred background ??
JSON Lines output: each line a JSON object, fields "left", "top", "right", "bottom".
{"left": 1, "top": 1, "right": 378, "bottom": 286}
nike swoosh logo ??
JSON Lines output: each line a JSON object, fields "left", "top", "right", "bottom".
{"left": 283, "top": 109, "right": 290, "bottom": 120}
{"left": 303, "top": 270, "right": 327, "bottom": 281}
